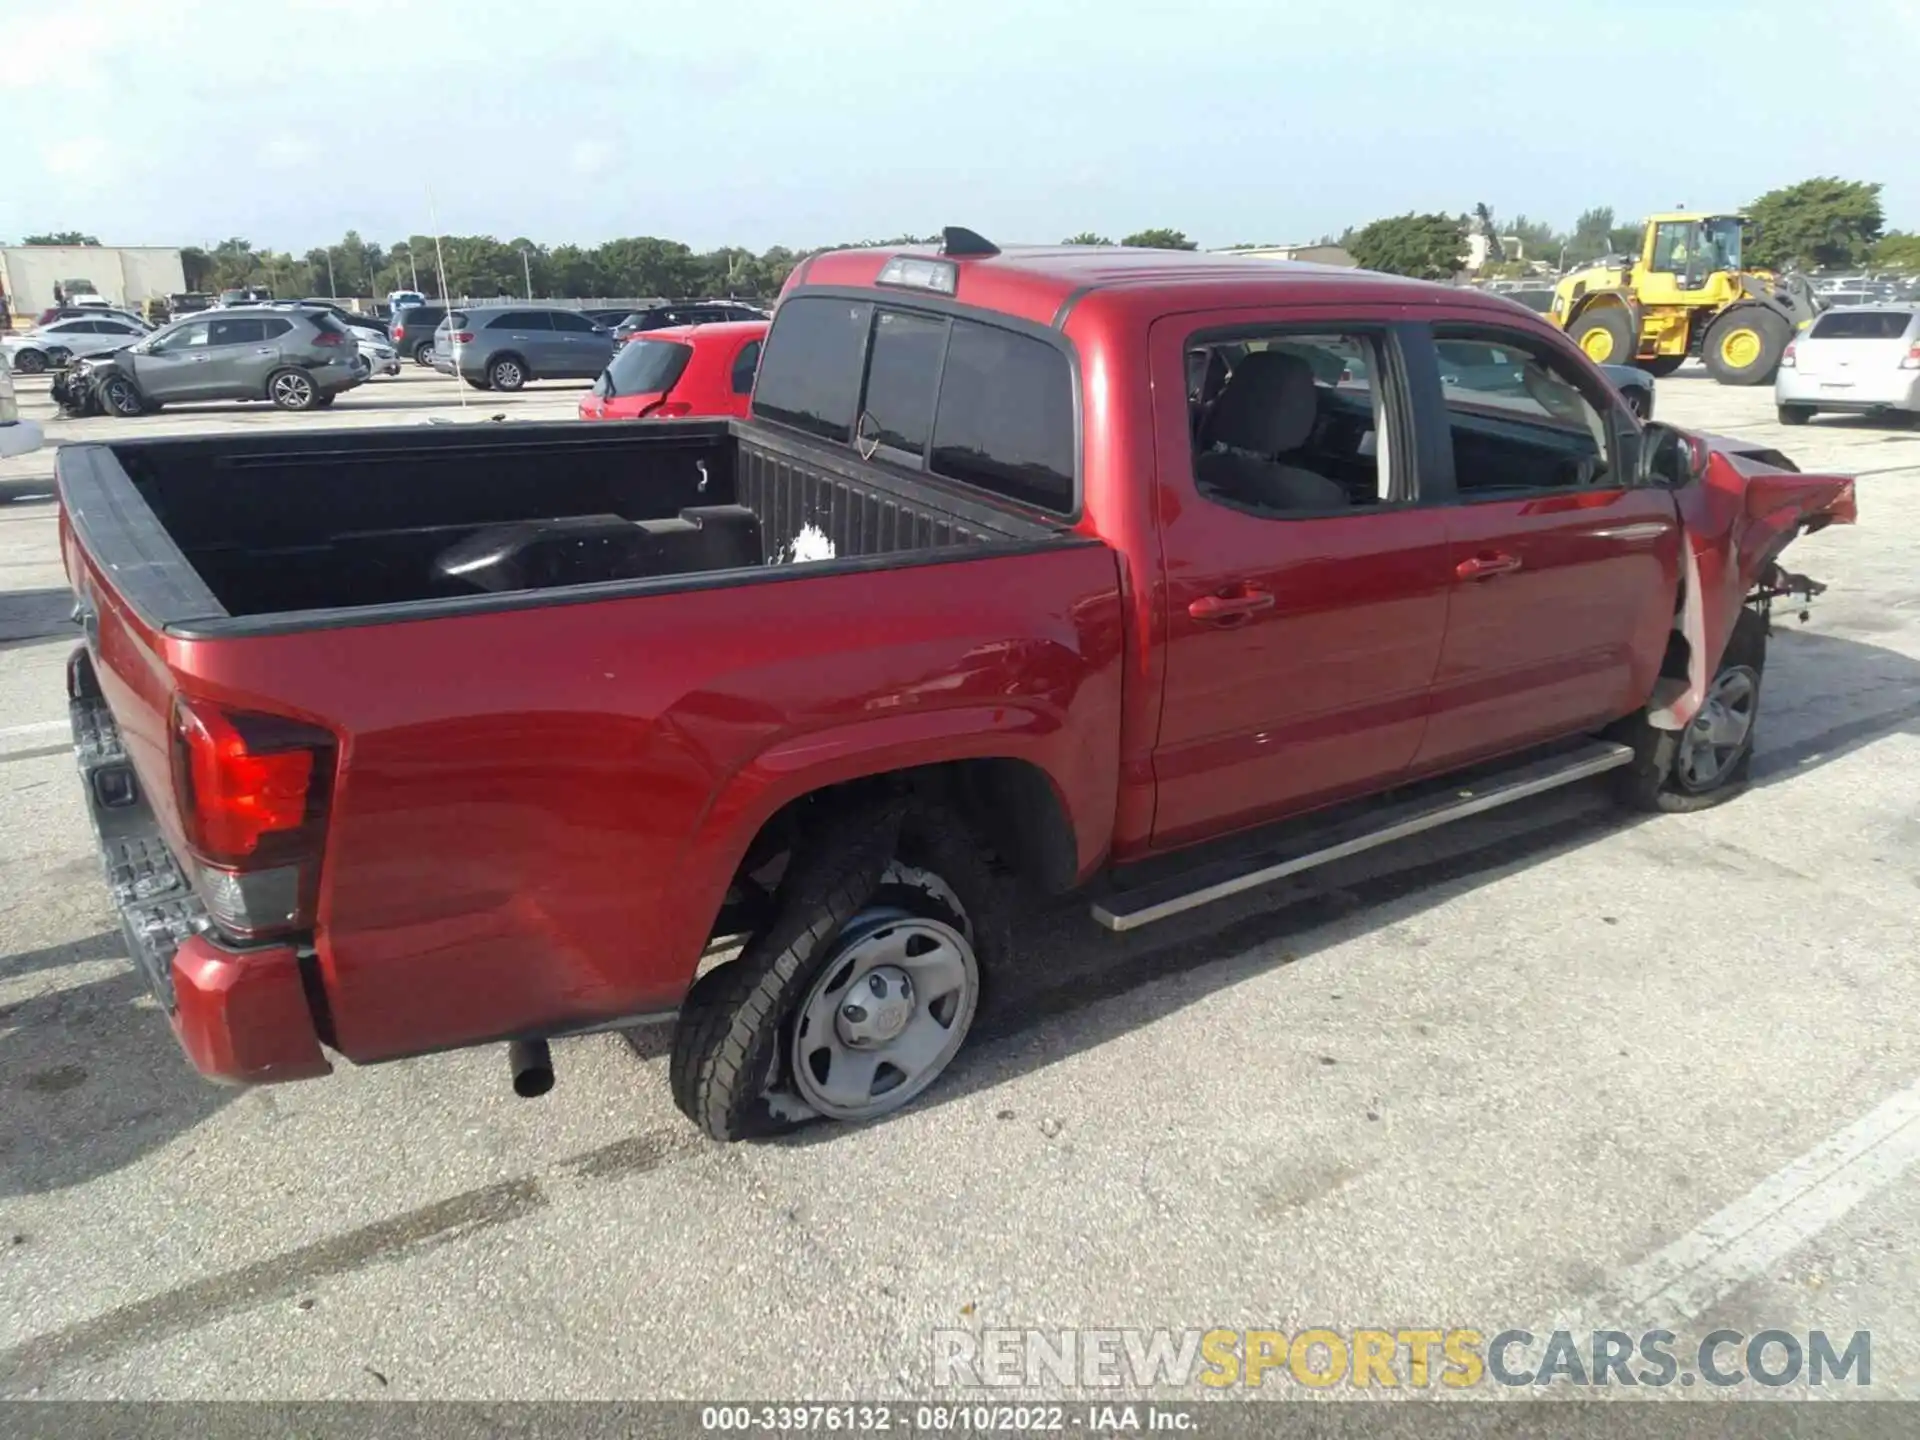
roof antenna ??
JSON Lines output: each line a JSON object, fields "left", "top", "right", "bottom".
{"left": 941, "top": 227, "right": 1000, "bottom": 258}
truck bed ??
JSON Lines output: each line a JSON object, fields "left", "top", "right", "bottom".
{"left": 58, "top": 420, "right": 1066, "bottom": 635}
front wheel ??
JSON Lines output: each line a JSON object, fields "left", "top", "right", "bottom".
{"left": 13, "top": 350, "right": 48, "bottom": 375}
{"left": 1570, "top": 308, "right": 1636, "bottom": 366}
{"left": 669, "top": 804, "right": 1000, "bottom": 1142}
{"left": 1613, "top": 609, "right": 1766, "bottom": 813}
{"left": 95, "top": 372, "right": 146, "bottom": 419}
{"left": 1703, "top": 308, "right": 1790, "bottom": 386}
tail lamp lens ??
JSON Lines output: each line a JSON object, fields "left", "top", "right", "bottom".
{"left": 1902, "top": 344, "right": 1920, "bottom": 371}
{"left": 452, "top": 331, "right": 474, "bottom": 344}
{"left": 1781, "top": 343, "right": 1796, "bottom": 368}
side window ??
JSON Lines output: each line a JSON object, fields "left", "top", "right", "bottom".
{"left": 1188, "top": 331, "right": 1393, "bottom": 516}
{"left": 1432, "top": 325, "right": 1615, "bottom": 495}
{"left": 730, "top": 339, "right": 762, "bottom": 395}
{"left": 550, "top": 311, "right": 596, "bottom": 333}
{"left": 168, "top": 321, "right": 212, "bottom": 349}
{"left": 262, "top": 318, "right": 294, "bottom": 338}
{"left": 858, "top": 309, "right": 946, "bottom": 458}
{"left": 752, "top": 296, "right": 872, "bottom": 442}
{"left": 209, "top": 317, "right": 266, "bottom": 346}
{"left": 1649, "top": 222, "right": 1691, "bottom": 274}
{"left": 929, "top": 320, "right": 1075, "bottom": 514}
{"left": 48, "top": 320, "right": 86, "bottom": 334}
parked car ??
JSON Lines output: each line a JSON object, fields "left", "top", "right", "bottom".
{"left": 295, "top": 299, "right": 388, "bottom": 338}
{"left": 350, "top": 327, "right": 402, "bottom": 377}
{"left": 30, "top": 305, "right": 151, "bottom": 332}
{"left": 217, "top": 287, "right": 273, "bottom": 307}
{"left": 0, "top": 360, "right": 42, "bottom": 459}
{"left": 56, "top": 306, "right": 368, "bottom": 416}
{"left": 431, "top": 304, "right": 615, "bottom": 390}
{"left": 4, "top": 313, "right": 151, "bottom": 373}
{"left": 578, "top": 319, "right": 767, "bottom": 420}
{"left": 390, "top": 303, "right": 448, "bottom": 366}
{"left": 55, "top": 235, "right": 1854, "bottom": 1140}
{"left": 612, "top": 300, "right": 768, "bottom": 343}
{"left": 1776, "top": 305, "right": 1920, "bottom": 426}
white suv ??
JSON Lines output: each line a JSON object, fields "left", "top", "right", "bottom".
{"left": 1776, "top": 305, "right": 1920, "bottom": 426}
{"left": 0, "top": 362, "right": 45, "bottom": 459}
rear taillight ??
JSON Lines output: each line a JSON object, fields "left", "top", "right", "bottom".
{"left": 1781, "top": 342, "right": 1796, "bottom": 369}
{"left": 1902, "top": 344, "right": 1920, "bottom": 371}
{"left": 391, "top": 324, "right": 406, "bottom": 341}
{"left": 171, "top": 697, "right": 334, "bottom": 939}
{"left": 452, "top": 331, "right": 474, "bottom": 345}
{"left": 312, "top": 330, "right": 347, "bottom": 347}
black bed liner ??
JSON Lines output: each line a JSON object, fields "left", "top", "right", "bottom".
{"left": 58, "top": 419, "right": 1080, "bottom": 639}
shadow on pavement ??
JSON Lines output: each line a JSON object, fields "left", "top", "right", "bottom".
{"left": 0, "top": 587, "right": 77, "bottom": 646}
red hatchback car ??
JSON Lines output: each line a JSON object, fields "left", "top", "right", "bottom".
{"left": 577, "top": 319, "right": 767, "bottom": 421}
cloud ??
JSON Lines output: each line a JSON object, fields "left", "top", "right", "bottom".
{"left": 569, "top": 140, "right": 615, "bottom": 177}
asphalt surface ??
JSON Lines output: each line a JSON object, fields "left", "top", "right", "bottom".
{"left": 2, "top": 364, "right": 1919, "bottom": 1408}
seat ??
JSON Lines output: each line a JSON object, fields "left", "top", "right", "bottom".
{"left": 1194, "top": 350, "right": 1349, "bottom": 513}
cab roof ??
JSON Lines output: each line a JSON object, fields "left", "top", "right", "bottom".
{"left": 794, "top": 240, "right": 1532, "bottom": 331}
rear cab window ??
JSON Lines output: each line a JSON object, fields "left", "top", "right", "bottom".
{"left": 753, "top": 294, "right": 1076, "bottom": 514}
{"left": 1807, "top": 310, "right": 1916, "bottom": 341}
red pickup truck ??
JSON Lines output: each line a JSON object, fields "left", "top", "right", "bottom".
{"left": 57, "top": 232, "right": 1855, "bottom": 1141}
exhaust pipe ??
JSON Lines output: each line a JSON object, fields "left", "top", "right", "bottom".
{"left": 507, "top": 1039, "right": 554, "bottom": 1098}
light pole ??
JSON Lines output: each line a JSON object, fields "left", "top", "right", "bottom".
{"left": 325, "top": 251, "right": 337, "bottom": 298}
{"left": 521, "top": 248, "right": 534, "bottom": 300}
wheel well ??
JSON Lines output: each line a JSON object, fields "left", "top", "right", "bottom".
{"left": 1570, "top": 292, "right": 1633, "bottom": 326}
{"left": 730, "top": 759, "right": 1078, "bottom": 907}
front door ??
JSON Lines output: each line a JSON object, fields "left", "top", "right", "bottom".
{"left": 1409, "top": 318, "right": 1682, "bottom": 774}
{"left": 1148, "top": 309, "right": 1453, "bottom": 850}
{"left": 131, "top": 319, "right": 216, "bottom": 399}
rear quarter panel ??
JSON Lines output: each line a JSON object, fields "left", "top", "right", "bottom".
{"left": 169, "top": 546, "right": 1124, "bottom": 1062}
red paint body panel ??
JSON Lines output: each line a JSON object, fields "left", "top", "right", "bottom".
{"left": 578, "top": 320, "right": 766, "bottom": 422}
{"left": 59, "top": 245, "right": 1858, "bottom": 1083}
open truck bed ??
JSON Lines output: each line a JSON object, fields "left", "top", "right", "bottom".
{"left": 56, "top": 419, "right": 1125, "bottom": 1078}
{"left": 59, "top": 419, "right": 1068, "bottom": 634}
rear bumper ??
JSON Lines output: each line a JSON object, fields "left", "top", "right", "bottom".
{"left": 1776, "top": 371, "right": 1920, "bottom": 411}
{"left": 69, "top": 647, "right": 331, "bottom": 1084}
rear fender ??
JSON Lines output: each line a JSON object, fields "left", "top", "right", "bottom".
{"left": 1649, "top": 446, "right": 1856, "bottom": 730}
{"left": 661, "top": 704, "right": 1102, "bottom": 977}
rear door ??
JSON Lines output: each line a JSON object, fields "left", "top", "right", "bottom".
{"left": 1406, "top": 315, "right": 1681, "bottom": 774}
{"left": 1792, "top": 308, "right": 1917, "bottom": 400}
{"left": 1148, "top": 306, "right": 1453, "bottom": 848}
{"left": 205, "top": 316, "right": 271, "bottom": 397}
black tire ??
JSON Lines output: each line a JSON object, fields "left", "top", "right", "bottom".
{"left": 1778, "top": 404, "right": 1813, "bottom": 426}
{"left": 1637, "top": 355, "right": 1686, "bottom": 378}
{"left": 267, "top": 367, "right": 320, "bottom": 411}
{"left": 95, "top": 372, "right": 146, "bottom": 419}
{"left": 1569, "top": 307, "right": 1636, "bottom": 367}
{"left": 412, "top": 342, "right": 434, "bottom": 366}
{"left": 1612, "top": 609, "right": 1766, "bottom": 814}
{"left": 669, "top": 801, "right": 1004, "bottom": 1142}
{"left": 13, "top": 349, "right": 48, "bottom": 375}
{"left": 488, "top": 355, "right": 527, "bottom": 391}
{"left": 1703, "top": 307, "right": 1790, "bottom": 386}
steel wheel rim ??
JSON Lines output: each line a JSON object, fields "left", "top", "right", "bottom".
{"left": 273, "top": 372, "right": 313, "bottom": 406}
{"left": 494, "top": 361, "right": 522, "bottom": 388}
{"left": 1676, "top": 666, "right": 1758, "bottom": 790}
{"left": 790, "top": 911, "right": 979, "bottom": 1121}
{"left": 1720, "top": 328, "right": 1761, "bottom": 369}
{"left": 1580, "top": 327, "right": 1614, "bottom": 361}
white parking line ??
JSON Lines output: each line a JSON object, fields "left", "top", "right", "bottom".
{"left": 1567, "top": 1077, "right": 1920, "bottom": 1328}
{"left": 0, "top": 719, "right": 66, "bottom": 741}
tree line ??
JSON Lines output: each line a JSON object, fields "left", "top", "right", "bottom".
{"left": 13, "top": 178, "right": 1913, "bottom": 301}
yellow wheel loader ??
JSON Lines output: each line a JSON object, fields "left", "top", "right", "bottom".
{"left": 1548, "top": 213, "right": 1825, "bottom": 386}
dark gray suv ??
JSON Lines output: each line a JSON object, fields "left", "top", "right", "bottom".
{"left": 430, "top": 306, "right": 615, "bottom": 391}
{"left": 91, "top": 306, "right": 369, "bottom": 415}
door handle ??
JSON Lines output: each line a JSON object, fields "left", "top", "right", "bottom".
{"left": 1455, "top": 552, "right": 1522, "bottom": 580}
{"left": 1188, "top": 588, "right": 1275, "bottom": 623}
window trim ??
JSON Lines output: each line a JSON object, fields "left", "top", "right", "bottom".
{"left": 1410, "top": 319, "right": 1635, "bottom": 506}
{"left": 760, "top": 285, "right": 1084, "bottom": 522}
{"left": 1177, "top": 319, "right": 1421, "bottom": 521}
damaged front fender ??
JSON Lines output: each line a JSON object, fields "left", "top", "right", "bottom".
{"left": 1646, "top": 439, "right": 1855, "bottom": 731}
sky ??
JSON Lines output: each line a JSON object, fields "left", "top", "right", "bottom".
{"left": 7, "top": 0, "right": 1917, "bottom": 256}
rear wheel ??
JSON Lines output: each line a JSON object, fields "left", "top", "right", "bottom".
{"left": 267, "top": 367, "right": 319, "bottom": 411}
{"left": 1570, "top": 307, "right": 1636, "bottom": 366}
{"left": 1703, "top": 307, "right": 1790, "bottom": 386}
{"left": 488, "top": 355, "right": 526, "bottom": 391}
{"left": 669, "top": 803, "right": 1002, "bottom": 1142}
{"left": 1637, "top": 355, "right": 1686, "bottom": 378}
{"left": 1613, "top": 609, "right": 1766, "bottom": 813}
{"left": 1777, "top": 404, "right": 1813, "bottom": 426}
{"left": 13, "top": 349, "right": 48, "bottom": 375}
{"left": 412, "top": 342, "right": 434, "bottom": 366}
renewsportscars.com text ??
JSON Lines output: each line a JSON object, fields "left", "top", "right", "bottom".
{"left": 932, "top": 1327, "right": 1872, "bottom": 1390}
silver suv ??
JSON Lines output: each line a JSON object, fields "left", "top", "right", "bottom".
{"left": 89, "top": 306, "right": 369, "bottom": 415}
{"left": 430, "top": 305, "right": 615, "bottom": 391}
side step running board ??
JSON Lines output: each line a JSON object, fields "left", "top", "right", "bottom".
{"left": 1091, "top": 740, "right": 1634, "bottom": 933}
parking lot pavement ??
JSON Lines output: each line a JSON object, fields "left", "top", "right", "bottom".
{"left": 3, "top": 368, "right": 1919, "bottom": 1402}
